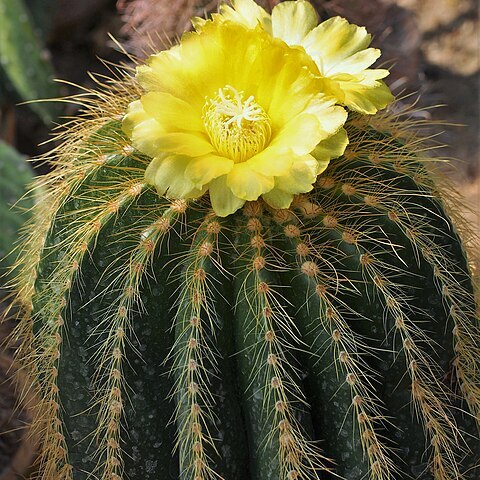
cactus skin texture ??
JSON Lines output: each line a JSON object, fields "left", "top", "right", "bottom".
{"left": 7, "top": 75, "right": 480, "bottom": 480}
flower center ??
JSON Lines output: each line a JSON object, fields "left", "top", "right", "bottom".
{"left": 203, "top": 85, "right": 271, "bottom": 163}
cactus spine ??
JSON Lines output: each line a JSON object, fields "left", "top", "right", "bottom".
{"left": 6, "top": 71, "right": 480, "bottom": 480}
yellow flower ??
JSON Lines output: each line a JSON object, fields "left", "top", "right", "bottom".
{"left": 202, "top": 0, "right": 394, "bottom": 114}
{"left": 123, "top": 21, "right": 347, "bottom": 216}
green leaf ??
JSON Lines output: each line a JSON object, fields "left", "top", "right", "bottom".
{"left": 0, "top": 141, "right": 34, "bottom": 280}
{"left": 0, "top": 0, "right": 60, "bottom": 124}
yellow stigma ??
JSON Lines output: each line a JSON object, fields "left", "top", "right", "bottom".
{"left": 203, "top": 85, "right": 271, "bottom": 162}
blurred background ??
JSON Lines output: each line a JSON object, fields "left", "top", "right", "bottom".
{"left": 0, "top": 0, "right": 478, "bottom": 473}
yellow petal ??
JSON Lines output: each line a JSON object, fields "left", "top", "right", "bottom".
{"left": 184, "top": 154, "right": 234, "bottom": 188}
{"left": 328, "top": 77, "right": 394, "bottom": 114}
{"left": 275, "top": 154, "right": 318, "bottom": 194}
{"left": 226, "top": 163, "right": 274, "bottom": 201}
{"left": 302, "top": 97, "right": 348, "bottom": 141}
{"left": 271, "top": 1, "right": 318, "bottom": 45}
{"left": 247, "top": 147, "right": 293, "bottom": 177}
{"left": 145, "top": 155, "right": 205, "bottom": 198}
{"left": 335, "top": 69, "right": 390, "bottom": 84}
{"left": 312, "top": 128, "right": 349, "bottom": 163}
{"left": 209, "top": 175, "right": 246, "bottom": 217}
{"left": 129, "top": 119, "right": 165, "bottom": 158}
{"left": 262, "top": 188, "right": 294, "bottom": 210}
{"left": 219, "top": 0, "right": 272, "bottom": 32}
{"left": 123, "top": 101, "right": 166, "bottom": 158}
{"left": 136, "top": 50, "right": 182, "bottom": 92}
{"left": 141, "top": 92, "right": 204, "bottom": 132}
{"left": 302, "top": 17, "right": 371, "bottom": 75}
{"left": 262, "top": 154, "right": 318, "bottom": 209}
{"left": 192, "top": 16, "right": 206, "bottom": 30}
{"left": 313, "top": 102, "right": 348, "bottom": 141}
{"left": 270, "top": 113, "right": 323, "bottom": 155}
{"left": 215, "top": 24, "right": 314, "bottom": 106}
{"left": 137, "top": 34, "right": 225, "bottom": 110}
{"left": 156, "top": 132, "right": 214, "bottom": 156}
{"left": 144, "top": 155, "right": 164, "bottom": 186}
{"left": 122, "top": 100, "right": 149, "bottom": 137}
{"left": 262, "top": 57, "right": 320, "bottom": 127}
{"left": 297, "top": 16, "right": 393, "bottom": 114}
{"left": 316, "top": 159, "right": 330, "bottom": 176}
{"left": 327, "top": 48, "right": 381, "bottom": 75}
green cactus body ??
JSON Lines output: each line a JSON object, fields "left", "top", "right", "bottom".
{"left": 8, "top": 75, "right": 480, "bottom": 480}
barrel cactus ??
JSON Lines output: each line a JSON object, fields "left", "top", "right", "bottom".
{"left": 7, "top": 1, "right": 479, "bottom": 479}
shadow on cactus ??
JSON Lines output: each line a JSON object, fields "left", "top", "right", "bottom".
{"left": 4, "top": 1, "right": 479, "bottom": 479}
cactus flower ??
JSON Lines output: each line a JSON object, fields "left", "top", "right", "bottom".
{"left": 123, "top": 21, "right": 348, "bottom": 216}
{"left": 203, "top": 0, "right": 394, "bottom": 114}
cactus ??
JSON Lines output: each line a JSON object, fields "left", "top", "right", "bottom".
{"left": 0, "top": 0, "right": 59, "bottom": 123}
{"left": 6, "top": 2, "right": 480, "bottom": 480}
{"left": 8, "top": 90, "right": 480, "bottom": 480}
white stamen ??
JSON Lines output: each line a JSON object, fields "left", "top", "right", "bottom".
{"left": 203, "top": 85, "right": 271, "bottom": 162}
